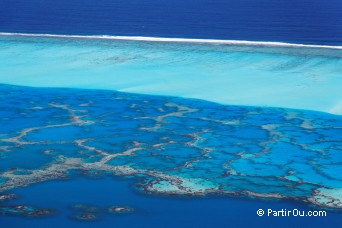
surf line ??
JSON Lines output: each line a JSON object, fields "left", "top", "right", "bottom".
{"left": 1, "top": 32, "right": 342, "bottom": 50}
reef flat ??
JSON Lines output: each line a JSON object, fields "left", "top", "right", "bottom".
{"left": 1, "top": 35, "right": 342, "bottom": 114}
{"left": 0, "top": 84, "right": 341, "bottom": 209}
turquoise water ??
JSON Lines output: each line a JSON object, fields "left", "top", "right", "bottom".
{"left": 2, "top": 0, "right": 342, "bottom": 226}
{"left": 1, "top": 35, "right": 342, "bottom": 114}
{"left": 0, "top": 36, "right": 342, "bottom": 227}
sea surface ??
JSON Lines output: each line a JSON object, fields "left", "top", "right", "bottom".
{"left": 0, "top": 0, "right": 342, "bottom": 227}
{"left": 1, "top": 0, "right": 342, "bottom": 45}
{"left": 0, "top": 84, "right": 341, "bottom": 227}
{"left": 0, "top": 35, "right": 342, "bottom": 114}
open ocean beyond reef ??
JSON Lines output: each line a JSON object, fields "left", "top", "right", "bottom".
{"left": 0, "top": 0, "right": 342, "bottom": 227}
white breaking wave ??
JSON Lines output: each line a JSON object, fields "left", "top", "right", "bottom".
{"left": 1, "top": 32, "right": 342, "bottom": 50}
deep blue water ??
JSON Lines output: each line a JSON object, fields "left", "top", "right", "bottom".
{"left": 1, "top": 1, "right": 342, "bottom": 227}
{"left": 2, "top": 177, "right": 341, "bottom": 228}
{"left": 1, "top": 0, "right": 342, "bottom": 45}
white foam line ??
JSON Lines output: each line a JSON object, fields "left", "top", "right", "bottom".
{"left": 1, "top": 32, "right": 342, "bottom": 50}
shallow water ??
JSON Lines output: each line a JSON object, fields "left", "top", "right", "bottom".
{"left": 0, "top": 85, "right": 341, "bottom": 213}
{"left": 1, "top": 0, "right": 342, "bottom": 227}
{"left": 0, "top": 35, "right": 342, "bottom": 114}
